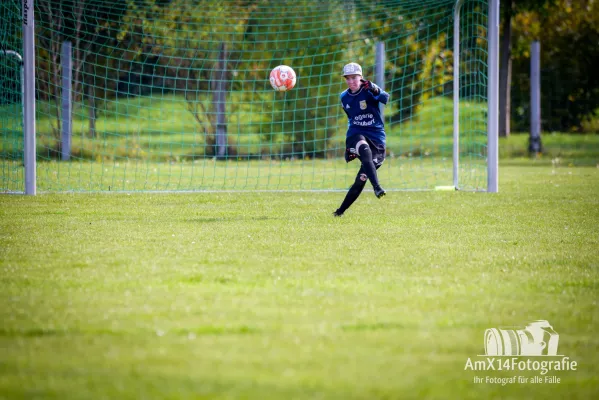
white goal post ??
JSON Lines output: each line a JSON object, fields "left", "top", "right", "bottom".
{"left": 22, "top": 0, "right": 37, "bottom": 195}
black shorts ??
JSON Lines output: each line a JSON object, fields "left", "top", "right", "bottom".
{"left": 346, "top": 134, "right": 386, "bottom": 167}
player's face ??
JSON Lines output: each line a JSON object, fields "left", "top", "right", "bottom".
{"left": 344, "top": 74, "right": 362, "bottom": 92}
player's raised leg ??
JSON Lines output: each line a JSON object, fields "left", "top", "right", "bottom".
{"left": 355, "top": 139, "right": 386, "bottom": 198}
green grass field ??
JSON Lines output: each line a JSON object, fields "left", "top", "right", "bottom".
{"left": 1, "top": 161, "right": 598, "bottom": 399}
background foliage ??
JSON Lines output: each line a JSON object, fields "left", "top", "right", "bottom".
{"left": 6, "top": 0, "right": 484, "bottom": 159}
{"left": 510, "top": 0, "right": 599, "bottom": 132}
{"left": 2, "top": 0, "right": 598, "bottom": 137}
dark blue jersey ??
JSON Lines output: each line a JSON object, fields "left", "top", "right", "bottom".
{"left": 340, "top": 85, "right": 390, "bottom": 145}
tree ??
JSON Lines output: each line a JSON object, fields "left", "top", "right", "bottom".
{"left": 36, "top": 0, "right": 125, "bottom": 149}
{"left": 510, "top": 0, "right": 599, "bottom": 132}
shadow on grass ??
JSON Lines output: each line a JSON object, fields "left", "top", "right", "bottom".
{"left": 0, "top": 328, "right": 120, "bottom": 337}
{"left": 187, "top": 216, "right": 281, "bottom": 224}
{"left": 179, "top": 275, "right": 238, "bottom": 285}
{"left": 175, "top": 325, "right": 260, "bottom": 336}
{"left": 342, "top": 322, "right": 406, "bottom": 332}
{"left": 0, "top": 326, "right": 260, "bottom": 337}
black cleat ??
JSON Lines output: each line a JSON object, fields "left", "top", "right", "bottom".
{"left": 333, "top": 209, "right": 344, "bottom": 217}
{"left": 374, "top": 186, "right": 386, "bottom": 198}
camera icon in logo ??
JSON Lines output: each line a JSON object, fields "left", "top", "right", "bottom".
{"left": 484, "top": 320, "right": 559, "bottom": 356}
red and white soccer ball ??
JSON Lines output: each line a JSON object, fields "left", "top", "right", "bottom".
{"left": 269, "top": 65, "right": 297, "bottom": 92}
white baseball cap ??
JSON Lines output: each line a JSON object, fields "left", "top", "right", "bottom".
{"left": 342, "top": 62, "right": 362, "bottom": 77}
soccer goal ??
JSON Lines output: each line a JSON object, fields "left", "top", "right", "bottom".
{"left": 1, "top": 0, "right": 498, "bottom": 194}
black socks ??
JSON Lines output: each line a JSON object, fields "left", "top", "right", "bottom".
{"left": 357, "top": 144, "right": 381, "bottom": 188}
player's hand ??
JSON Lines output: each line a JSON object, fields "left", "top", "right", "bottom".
{"left": 345, "top": 148, "right": 357, "bottom": 163}
{"left": 360, "top": 79, "right": 380, "bottom": 96}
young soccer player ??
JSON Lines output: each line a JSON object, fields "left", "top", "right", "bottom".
{"left": 333, "top": 62, "right": 390, "bottom": 217}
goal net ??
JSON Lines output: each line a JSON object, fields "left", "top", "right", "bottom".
{"left": 1, "top": 0, "right": 491, "bottom": 193}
